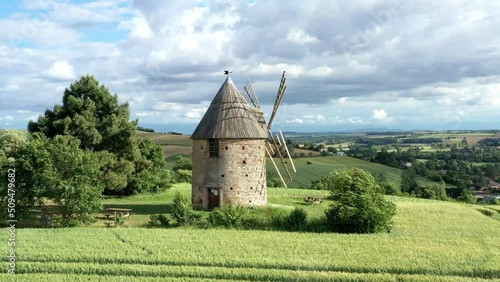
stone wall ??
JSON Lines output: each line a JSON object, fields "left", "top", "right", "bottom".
{"left": 192, "top": 138, "right": 267, "bottom": 209}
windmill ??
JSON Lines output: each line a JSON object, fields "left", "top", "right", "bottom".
{"left": 242, "top": 71, "right": 297, "bottom": 188}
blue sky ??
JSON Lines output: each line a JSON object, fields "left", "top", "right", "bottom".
{"left": 1, "top": 0, "right": 499, "bottom": 133}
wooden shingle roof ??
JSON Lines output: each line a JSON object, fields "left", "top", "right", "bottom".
{"left": 191, "top": 77, "right": 268, "bottom": 139}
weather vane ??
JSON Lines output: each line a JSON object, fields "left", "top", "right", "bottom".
{"left": 224, "top": 70, "right": 232, "bottom": 76}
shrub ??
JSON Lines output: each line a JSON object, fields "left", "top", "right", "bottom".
{"left": 325, "top": 168, "right": 397, "bottom": 234}
{"left": 379, "top": 182, "right": 400, "bottom": 195}
{"left": 171, "top": 193, "right": 198, "bottom": 225}
{"left": 458, "top": 189, "right": 477, "bottom": 204}
{"left": 149, "top": 214, "right": 170, "bottom": 227}
{"left": 208, "top": 205, "right": 247, "bottom": 228}
{"left": 306, "top": 161, "right": 312, "bottom": 165}
{"left": 285, "top": 208, "right": 308, "bottom": 231}
{"left": 175, "top": 169, "right": 192, "bottom": 183}
{"left": 114, "top": 214, "right": 125, "bottom": 226}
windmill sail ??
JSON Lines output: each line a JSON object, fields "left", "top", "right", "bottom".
{"left": 241, "top": 71, "right": 295, "bottom": 188}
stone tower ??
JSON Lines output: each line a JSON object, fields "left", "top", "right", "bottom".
{"left": 191, "top": 76, "right": 268, "bottom": 210}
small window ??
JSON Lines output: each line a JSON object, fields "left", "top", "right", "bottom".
{"left": 209, "top": 139, "right": 219, "bottom": 158}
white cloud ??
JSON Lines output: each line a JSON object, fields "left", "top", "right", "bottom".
{"left": 185, "top": 111, "right": 201, "bottom": 119}
{"left": 303, "top": 114, "right": 326, "bottom": 121}
{"left": 5, "top": 115, "right": 14, "bottom": 121}
{"left": 286, "top": 118, "right": 304, "bottom": 124}
{"left": 348, "top": 117, "right": 363, "bottom": 124}
{"left": 45, "top": 61, "right": 75, "bottom": 80}
{"left": 121, "top": 16, "right": 153, "bottom": 40}
{"left": 5, "top": 85, "right": 20, "bottom": 91}
{"left": 1, "top": 0, "right": 500, "bottom": 131}
{"left": 287, "top": 28, "right": 319, "bottom": 45}
{"left": 372, "top": 109, "right": 389, "bottom": 121}
{"left": 153, "top": 102, "right": 183, "bottom": 111}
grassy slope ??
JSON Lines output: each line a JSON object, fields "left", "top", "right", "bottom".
{"left": 3, "top": 184, "right": 500, "bottom": 281}
{"left": 136, "top": 131, "right": 192, "bottom": 158}
{"left": 270, "top": 155, "right": 440, "bottom": 188}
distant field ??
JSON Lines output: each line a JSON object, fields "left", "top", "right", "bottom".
{"left": 3, "top": 184, "right": 500, "bottom": 281}
{"left": 293, "top": 148, "right": 321, "bottom": 156}
{"left": 137, "top": 131, "right": 192, "bottom": 158}
{"left": 136, "top": 131, "right": 192, "bottom": 146}
{"left": 268, "top": 155, "right": 440, "bottom": 189}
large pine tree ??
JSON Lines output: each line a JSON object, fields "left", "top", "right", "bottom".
{"left": 28, "top": 75, "right": 170, "bottom": 195}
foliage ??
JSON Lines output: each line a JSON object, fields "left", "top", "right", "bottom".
{"left": 379, "top": 182, "right": 400, "bottom": 195}
{"left": 149, "top": 214, "right": 170, "bottom": 227}
{"left": 285, "top": 207, "right": 308, "bottom": 231}
{"left": 457, "top": 189, "right": 477, "bottom": 204}
{"left": 27, "top": 75, "right": 171, "bottom": 195}
{"left": 208, "top": 205, "right": 247, "bottom": 228}
{"left": 325, "top": 168, "right": 396, "bottom": 233}
{"left": 172, "top": 155, "right": 192, "bottom": 171}
{"left": 0, "top": 130, "right": 39, "bottom": 222}
{"left": 400, "top": 168, "right": 421, "bottom": 195}
{"left": 43, "top": 135, "right": 104, "bottom": 226}
{"left": 174, "top": 169, "right": 192, "bottom": 183}
{"left": 310, "top": 175, "right": 331, "bottom": 190}
{"left": 0, "top": 129, "right": 29, "bottom": 157}
{"left": 171, "top": 193, "right": 198, "bottom": 225}
{"left": 137, "top": 126, "right": 155, "bottom": 133}
{"left": 478, "top": 138, "right": 500, "bottom": 146}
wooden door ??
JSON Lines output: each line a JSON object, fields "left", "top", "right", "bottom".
{"left": 207, "top": 188, "right": 220, "bottom": 209}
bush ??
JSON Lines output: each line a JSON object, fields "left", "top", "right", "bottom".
{"left": 285, "top": 208, "right": 308, "bottom": 231}
{"left": 171, "top": 193, "right": 198, "bottom": 225}
{"left": 325, "top": 168, "right": 397, "bottom": 234}
{"left": 240, "top": 206, "right": 287, "bottom": 230}
{"left": 208, "top": 205, "right": 247, "bottom": 228}
{"left": 175, "top": 169, "right": 192, "bottom": 183}
{"left": 458, "top": 189, "right": 477, "bottom": 204}
{"left": 379, "top": 182, "right": 400, "bottom": 195}
{"left": 149, "top": 214, "right": 170, "bottom": 227}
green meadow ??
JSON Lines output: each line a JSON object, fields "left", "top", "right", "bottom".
{"left": 2, "top": 184, "right": 500, "bottom": 281}
{"left": 269, "top": 155, "right": 440, "bottom": 188}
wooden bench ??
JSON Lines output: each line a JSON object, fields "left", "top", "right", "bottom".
{"left": 104, "top": 208, "right": 132, "bottom": 219}
{"left": 304, "top": 196, "right": 323, "bottom": 205}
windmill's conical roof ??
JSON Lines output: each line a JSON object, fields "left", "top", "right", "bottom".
{"left": 191, "top": 77, "right": 268, "bottom": 139}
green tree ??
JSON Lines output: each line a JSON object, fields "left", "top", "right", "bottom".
{"left": 127, "top": 138, "right": 172, "bottom": 194}
{"left": 38, "top": 135, "right": 104, "bottom": 226}
{"left": 28, "top": 75, "right": 171, "bottom": 195}
{"left": 458, "top": 189, "right": 477, "bottom": 204}
{"left": 173, "top": 155, "right": 192, "bottom": 171}
{"left": 0, "top": 133, "right": 47, "bottom": 222}
{"left": 324, "top": 168, "right": 396, "bottom": 233}
{"left": 401, "top": 168, "right": 421, "bottom": 195}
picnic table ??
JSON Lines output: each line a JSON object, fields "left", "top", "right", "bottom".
{"left": 304, "top": 196, "right": 323, "bottom": 205}
{"left": 105, "top": 208, "right": 132, "bottom": 219}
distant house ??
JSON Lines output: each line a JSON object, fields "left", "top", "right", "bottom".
{"left": 336, "top": 151, "right": 345, "bottom": 156}
{"left": 486, "top": 178, "right": 500, "bottom": 189}
{"left": 474, "top": 191, "right": 500, "bottom": 202}
{"left": 297, "top": 144, "right": 305, "bottom": 148}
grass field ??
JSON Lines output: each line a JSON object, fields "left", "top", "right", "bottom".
{"left": 3, "top": 184, "right": 500, "bottom": 281}
{"left": 271, "top": 155, "right": 441, "bottom": 189}
{"left": 136, "top": 131, "right": 192, "bottom": 158}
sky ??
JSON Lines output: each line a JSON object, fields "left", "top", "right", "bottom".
{"left": 1, "top": 0, "right": 499, "bottom": 133}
